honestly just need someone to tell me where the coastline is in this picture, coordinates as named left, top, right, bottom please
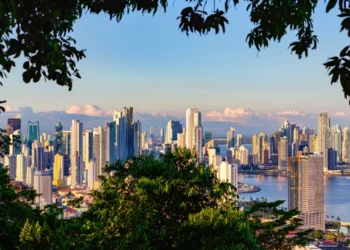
left=237, top=182, right=261, bottom=194
left=238, top=170, right=350, bottom=177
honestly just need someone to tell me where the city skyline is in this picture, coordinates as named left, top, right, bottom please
left=5, top=104, right=350, bottom=135
left=1, top=2, right=350, bottom=114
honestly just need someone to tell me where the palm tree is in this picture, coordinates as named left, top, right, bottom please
left=336, top=216, right=341, bottom=222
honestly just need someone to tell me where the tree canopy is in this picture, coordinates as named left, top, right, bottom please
left=0, top=0, right=350, bottom=106
left=1, top=149, right=313, bottom=249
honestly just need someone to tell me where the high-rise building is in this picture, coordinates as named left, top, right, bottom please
left=16, top=153, right=28, bottom=184
left=34, top=170, right=52, bottom=208
left=4, top=155, right=16, bottom=179
left=9, top=130, right=21, bottom=155
left=236, top=145, right=248, bottom=165
left=86, top=160, right=96, bottom=190
left=302, top=127, right=311, bottom=142
left=26, top=166, right=35, bottom=187
left=93, top=127, right=107, bottom=177
left=227, top=127, right=235, bottom=148
left=288, top=154, right=324, bottom=230
left=236, top=134, right=243, bottom=147
left=27, top=121, right=40, bottom=153
left=54, top=118, right=63, bottom=154
left=330, top=125, right=342, bottom=161
left=160, top=128, right=165, bottom=144
left=7, top=118, right=21, bottom=131
left=186, top=108, right=203, bottom=162
left=53, top=154, right=64, bottom=186
left=252, top=134, right=259, bottom=163
left=204, top=132, right=212, bottom=144
left=309, top=134, right=318, bottom=153
left=278, top=136, right=288, bottom=170
left=83, top=130, right=93, bottom=164
left=342, top=126, right=350, bottom=162
left=258, top=132, right=267, bottom=163
left=177, top=128, right=186, bottom=148
left=328, top=148, right=337, bottom=170
left=165, top=121, right=183, bottom=143
left=70, top=120, right=83, bottom=158
left=31, top=141, right=44, bottom=171
left=114, top=108, right=134, bottom=160
left=318, top=112, right=330, bottom=172
left=106, top=122, right=116, bottom=163
left=133, top=121, right=142, bottom=156
left=150, top=127, right=155, bottom=141
left=62, top=131, right=71, bottom=155
left=217, top=162, right=238, bottom=189
left=70, top=154, right=82, bottom=187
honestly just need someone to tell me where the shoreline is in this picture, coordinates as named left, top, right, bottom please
left=237, top=183, right=261, bottom=194
left=238, top=171, right=350, bottom=177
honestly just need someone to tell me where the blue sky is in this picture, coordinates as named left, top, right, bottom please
left=2, top=1, right=350, bottom=116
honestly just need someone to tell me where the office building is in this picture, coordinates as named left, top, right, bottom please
left=150, top=127, right=155, bottom=141
left=227, top=127, right=235, bottom=148
left=309, top=134, right=318, bottom=153
left=62, top=131, right=71, bottom=155
left=70, top=120, right=83, bottom=158
left=53, top=154, right=64, bottom=186
left=27, top=121, right=40, bottom=153
left=204, top=132, right=212, bottom=144
left=7, top=118, right=21, bottom=131
left=86, top=160, right=96, bottom=190
left=34, top=170, right=52, bottom=208
left=83, top=130, right=93, bottom=164
left=4, top=155, right=16, bottom=179
left=16, top=153, right=28, bottom=183
left=342, top=126, right=350, bottom=162
left=258, top=132, right=267, bottom=163
left=278, top=136, right=288, bottom=170
left=186, top=108, right=203, bottom=162
left=318, top=112, right=329, bottom=172
left=288, top=154, right=324, bottom=230
left=165, top=121, right=183, bottom=143
left=31, top=141, right=44, bottom=171
left=217, top=162, right=238, bottom=189
left=236, top=134, right=243, bottom=147
left=55, top=119, right=63, bottom=154
left=330, top=125, right=342, bottom=161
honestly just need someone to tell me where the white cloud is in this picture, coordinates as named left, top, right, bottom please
left=66, top=105, right=110, bottom=116
left=4, top=105, right=33, bottom=113
left=277, top=110, right=308, bottom=116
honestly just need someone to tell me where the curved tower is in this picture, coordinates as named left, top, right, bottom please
left=55, top=118, right=63, bottom=154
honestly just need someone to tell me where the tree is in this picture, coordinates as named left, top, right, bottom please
left=16, top=149, right=313, bottom=249
left=0, top=167, right=40, bottom=249
left=314, top=230, right=324, bottom=240
left=1, top=0, right=350, bottom=105
left=337, top=216, right=341, bottom=222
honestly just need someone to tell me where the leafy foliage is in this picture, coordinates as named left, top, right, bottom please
left=0, top=0, right=350, bottom=102
left=2, top=150, right=314, bottom=249
left=0, top=167, right=39, bottom=249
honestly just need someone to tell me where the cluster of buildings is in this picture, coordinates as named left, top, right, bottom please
left=2, top=110, right=347, bottom=231
left=1, top=108, right=238, bottom=209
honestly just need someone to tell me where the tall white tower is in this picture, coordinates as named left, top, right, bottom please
left=317, top=112, right=329, bottom=172
left=70, top=120, right=83, bottom=158
left=186, top=108, right=203, bottom=162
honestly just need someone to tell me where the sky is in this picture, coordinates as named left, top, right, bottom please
left=2, top=1, right=350, bottom=117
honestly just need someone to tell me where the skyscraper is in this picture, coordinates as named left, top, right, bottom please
left=70, top=120, right=83, bottom=158
left=278, top=136, right=288, bottom=170
left=186, top=108, right=203, bottom=162
left=236, top=134, right=243, bottom=147
left=16, top=153, right=28, bottom=184
left=288, top=154, right=324, bottom=230
left=55, top=118, right=63, bottom=154
left=342, top=126, right=350, bottom=162
left=114, top=107, right=134, bottom=160
left=165, top=121, right=183, bottom=143
left=258, top=132, right=267, bottom=163
left=34, top=170, right=52, bottom=208
left=160, top=128, right=165, bottom=144
left=309, top=134, right=318, bottom=153
left=252, top=134, right=259, bottom=164
left=53, top=154, right=64, bottom=186
left=150, top=127, right=155, bottom=141
left=27, top=121, right=40, bottom=153
left=7, top=118, right=21, bottom=131
left=32, top=141, right=44, bottom=171
left=330, top=125, right=342, bottom=161
left=62, top=131, right=71, bottom=155
left=318, top=112, right=329, bottom=172
left=83, top=130, right=93, bottom=164
left=4, top=155, right=16, bottom=179
left=133, top=121, right=142, bottom=156
left=227, top=127, right=235, bottom=148
left=217, top=162, right=238, bottom=189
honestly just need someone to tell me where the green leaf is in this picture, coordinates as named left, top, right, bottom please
left=326, top=0, right=337, bottom=13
